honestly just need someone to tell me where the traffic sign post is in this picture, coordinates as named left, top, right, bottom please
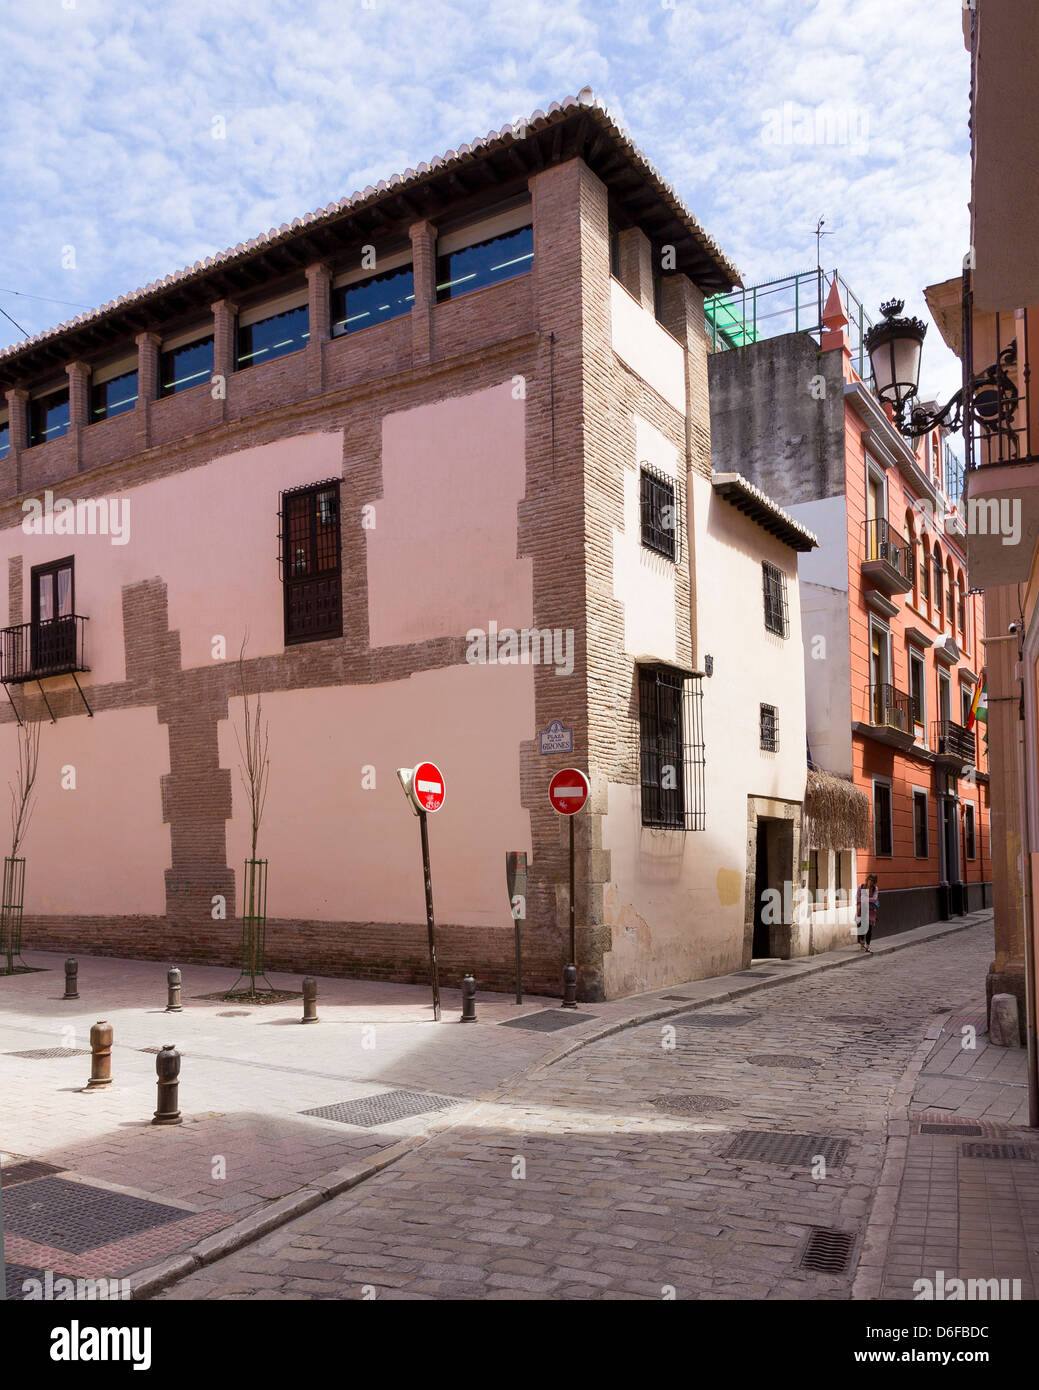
left=505, top=851, right=528, bottom=1004
left=548, top=769, right=589, bottom=1009
left=397, top=762, right=446, bottom=1021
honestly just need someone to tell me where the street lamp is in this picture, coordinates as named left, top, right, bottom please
left=865, top=298, right=1019, bottom=447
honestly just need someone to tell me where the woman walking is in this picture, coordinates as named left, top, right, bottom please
left=857, top=873, right=878, bottom=953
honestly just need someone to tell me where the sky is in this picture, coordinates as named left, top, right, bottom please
left=0, top=0, right=971, bottom=402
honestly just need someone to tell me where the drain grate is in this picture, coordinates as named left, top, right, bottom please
left=725, top=1130, right=849, bottom=1169
left=2, top=1177, right=190, bottom=1254
left=745, top=1053, right=818, bottom=1069
left=217, top=1011, right=250, bottom=1018
left=302, top=1089, right=463, bottom=1128
left=920, top=1123, right=984, bottom=1136
left=650, top=1094, right=739, bottom=1115
left=961, top=1143, right=1036, bottom=1161
left=670, top=1011, right=761, bottom=1029
left=6, top=1048, right=90, bottom=1059
left=800, top=1228, right=855, bottom=1274
left=733, top=970, right=780, bottom=978
left=660, top=995, right=694, bottom=1002
left=500, top=1010, right=596, bottom=1032
left=2, top=1160, right=63, bottom=1187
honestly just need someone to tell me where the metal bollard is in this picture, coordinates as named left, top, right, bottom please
left=165, top=966, right=183, bottom=1013
left=86, top=1020, right=113, bottom=1088
left=152, top=1045, right=182, bottom=1125
left=301, top=977, right=319, bottom=1024
left=63, top=958, right=79, bottom=1000
left=460, top=973, right=477, bottom=1023
left=561, top=963, right=578, bottom=1009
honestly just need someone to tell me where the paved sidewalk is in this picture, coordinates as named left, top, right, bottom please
left=0, top=908, right=1009, bottom=1300
left=855, top=1004, right=1039, bottom=1300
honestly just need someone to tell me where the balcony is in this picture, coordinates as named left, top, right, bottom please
left=0, top=617, right=91, bottom=721
left=855, top=682, right=916, bottom=751
left=932, top=718, right=976, bottom=768
left=862, top=518, right=914, bottom=596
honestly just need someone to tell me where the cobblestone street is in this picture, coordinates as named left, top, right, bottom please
left=147, top=916, right=1037, bottom=1301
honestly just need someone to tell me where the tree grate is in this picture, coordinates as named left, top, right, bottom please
left=500, top=1009, right=596, bottom=1032
left=670, top=1011, right=761, bottom=1029
left=744, top=1054, right=819, bottom=1069
left=302, top=1089, right=463, bottom=1128
left=725, top=1130, right=849, bottom=1169
left=800, top=1228, right=855, bottom=1273
left=920, top=1123, right=984, bottom=1136
left=650, top=1094, right=739, bottom=1115
left=960, top=1143, right=1036, bottom=1161
left=6, top=1048, right=90, bottom=1059
left=2, top=1160, right=63, bottom=1187
left=2, top=1177, right=190, bottom=1254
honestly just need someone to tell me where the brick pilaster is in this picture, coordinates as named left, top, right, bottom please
left=211, top=299, right=237, bottom=420
left=305, top=262, right=331, bottom=395
left=135, top=332, right=161, bottom=450
left=409, top=220, right=437, bottom=365
left=618, top=227, right=654, bottom=311
left=5, top=388, right=28, bottom=495
left=66, top=360, right=89, bottom=471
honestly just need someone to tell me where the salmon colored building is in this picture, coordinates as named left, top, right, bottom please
left=709, top=270, right=991, bottom=935
left=0, top=93, right=818, bottom=999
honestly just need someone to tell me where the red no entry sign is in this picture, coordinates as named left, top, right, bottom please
left=548, top=768, right=589, bottom=815
left=411, top=761, right=446, bottom=813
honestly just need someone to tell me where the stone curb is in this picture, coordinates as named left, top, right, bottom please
left=127, top=911, right=991, bottom=1298
left=523, top=912, right=991, bottom=1079
left=849, top=1012, right=950, bottom=1302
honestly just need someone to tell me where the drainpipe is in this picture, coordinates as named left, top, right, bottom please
left=1011, top=627, right=1039, bottom=1128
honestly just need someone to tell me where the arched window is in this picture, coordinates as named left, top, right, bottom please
left=906, top=510, right=918, bottom=607
left=933, top=543, right=943, bottom=619
left=921, top=534, right=932, bottom=608
left=957, top=570, right=967, bottom=647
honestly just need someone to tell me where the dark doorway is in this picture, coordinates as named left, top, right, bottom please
left=753, top=822, right=771, bottom=956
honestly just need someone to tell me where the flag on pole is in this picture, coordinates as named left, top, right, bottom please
left=966, top=672, right=987, bottom=732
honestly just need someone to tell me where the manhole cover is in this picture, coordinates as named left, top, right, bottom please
left=824, top=1015, right=884, bottom=1026
left=744, top=1054, right=818, bottom=1069
left=500, top=1010, right=596, bottom=1032
left=961, top=1143, right=1036, bottom=1160
left=2, top=1177, right=190, bottom=1254
left=670, top=1011, right=761, bottom=1028
left=800, top=1228, right=855, bottom=1273
left=5, top=1048, right=90, bottom=1059
left=920, top=1123, right=984, bottom=1136
left=1, top=1160, right=63, bottom=1187
left=302, top=1089, right=463, bottom=1127
left=725, top=1130, right=849, bottom=1169
left=650, top=1094, right=739, bottom=1115
left=5, top=1262, right=66, bottom=1301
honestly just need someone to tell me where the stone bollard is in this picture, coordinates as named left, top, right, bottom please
left=990, top=993, right=1022, bottom=1048
left=86, top=1020, right=113, bottom=1089
left=165, top=966, right=183, bottom=1013
left=301, top=977, right=319, bottom=1024
left=152, top=1045, right=182, bottom=1125
left=561, top=963, right=578, bottom=1009
left=63, top=958, right=79, bottom=1000
left=460, top=973, right=477, bottom=1023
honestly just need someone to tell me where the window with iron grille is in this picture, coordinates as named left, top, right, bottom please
left=964, top=803, right=977, bottom=859
left=759, top=703, right=778, bottom=752
left=874, top=780, right=893, bottom=856
left=640, top=466, right=679, bottom=561
left=638, top=666, right=705, bottom=830
left=762, top=562, right=789, bottom=637
left=913, top=789, right=929, bottom=858
left=280, top=480, right=342, bottom=645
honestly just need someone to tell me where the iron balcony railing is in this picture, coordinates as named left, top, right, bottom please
left=0, top=616, right=89, bottom=684
left=932, top=718, right=976, bottom=765
left=962, top=275, right=1033, bottom=472
left=863, top=518, right=915, bottom=585
left=866, top=682, right=915, bottom=734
